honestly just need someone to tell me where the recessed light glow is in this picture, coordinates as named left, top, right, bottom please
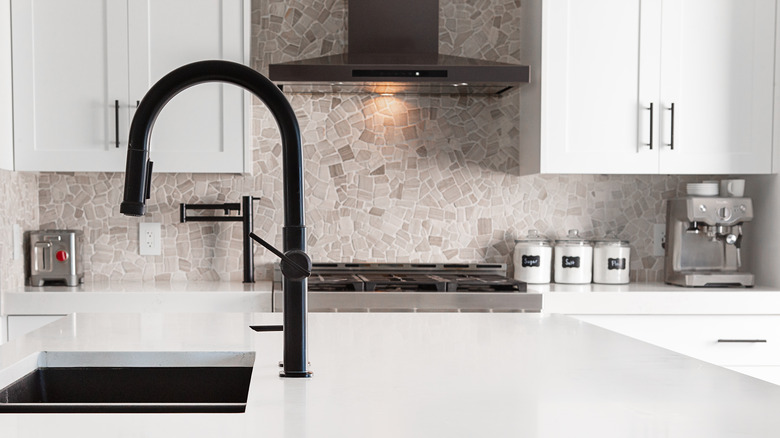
left=380, top=93, right=394, bottom=96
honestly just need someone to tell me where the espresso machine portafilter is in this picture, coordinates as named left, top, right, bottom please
left=664, top=197, right=754, bottom=287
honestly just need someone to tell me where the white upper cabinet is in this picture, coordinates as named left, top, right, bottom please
left=519, top=0, right=776, bottom=175
left=657, top=0, right=776, bottom=174
left=0, top=0, right=13, bottom=170
left=11, top=0, right=249, bottom=173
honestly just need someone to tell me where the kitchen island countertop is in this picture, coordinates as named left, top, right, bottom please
left=0, top=312, right=778, bottom=437
left=6, top=281, right=780, bottom=316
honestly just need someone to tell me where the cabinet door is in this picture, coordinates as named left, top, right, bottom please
left=540, top=0, right=660, bottom=174
left=658, top=0, right=775, bottom=174
left=128, top=0, right=248, bottom=173
left=1, top=0, right=13, bottom=170
left=574, top=315, right=780, bottom=367
left=6, top=315, right=65, bottom=342
left=12, top=0, right=130, bottom=171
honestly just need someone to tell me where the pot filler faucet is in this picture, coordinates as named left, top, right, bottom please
left=119, top=60, right=312, bottom=378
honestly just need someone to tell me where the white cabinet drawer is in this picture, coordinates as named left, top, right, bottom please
left=7, top=315, right=66, bottom=342
left=726, top=366, right=780, bottom=385
left=573, top=315, right=780, bottom=366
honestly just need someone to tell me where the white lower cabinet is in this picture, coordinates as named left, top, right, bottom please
left=6, top=315, right=66, bottom=342
left=725, top=366, right=780, bottom=385
left=573, top=315, right=780, bottom=384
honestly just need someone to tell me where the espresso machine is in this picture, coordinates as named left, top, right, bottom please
left=664, top=197, right=754, bottom=287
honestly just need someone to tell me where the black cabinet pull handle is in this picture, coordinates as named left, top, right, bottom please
left=114, top=100, right=120, bottom=148
left=666, top=103, right=675, bottom=150
left=717, top=339, right=767, bottom=343
left=646, top=103, right=653, bottom=150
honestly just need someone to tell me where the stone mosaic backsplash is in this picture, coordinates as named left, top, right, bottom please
left=36, top=169, right=700, bottom=284
left=0, top=169, right=39, bottom=291
left=18, top=0, right=704, bottom=285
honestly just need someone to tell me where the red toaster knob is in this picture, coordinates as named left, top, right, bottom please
left=56, top=250, right=69, bottom=262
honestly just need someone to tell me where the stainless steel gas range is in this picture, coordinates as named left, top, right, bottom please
left=272, top=263, right=542, bottom=313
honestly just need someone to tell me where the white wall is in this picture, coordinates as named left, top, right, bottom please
left=0, top=0, right=13, bottom=170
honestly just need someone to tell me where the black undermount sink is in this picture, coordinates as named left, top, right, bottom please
left=0, top=351, right=255, bottom=413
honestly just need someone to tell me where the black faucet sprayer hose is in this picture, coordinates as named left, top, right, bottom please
left=119, top=60, right=311, bottom=378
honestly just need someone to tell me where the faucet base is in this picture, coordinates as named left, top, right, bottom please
left=279, top=371, right=313, bottom=378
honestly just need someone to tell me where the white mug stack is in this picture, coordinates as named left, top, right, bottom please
left=719, top=179, right=745, bottom=197
left=686, top=179, right=745, bottom=197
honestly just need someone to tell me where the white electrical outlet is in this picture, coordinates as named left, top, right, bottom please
left=652, top=224, right=666, bottom=257
left=139, top=222, right=161, bottom=256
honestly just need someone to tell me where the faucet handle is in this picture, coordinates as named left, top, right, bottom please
left=248, top=232, right=311, bottom=280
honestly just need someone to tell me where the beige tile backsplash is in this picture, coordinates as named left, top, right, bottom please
left=0, top=169, right=39, bottom=291
left=3, top=0, right=704, bottom=286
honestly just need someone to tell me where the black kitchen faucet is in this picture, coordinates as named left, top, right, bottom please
left=179, top=195, right=258, bottom=284
left=119, top=60, right=312, bottom=378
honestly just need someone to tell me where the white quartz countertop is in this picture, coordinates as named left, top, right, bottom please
left=0, top=312, right=779, bottom=437
left=6, top=281, right=780, bottom=315
left=2, top=281, right=274, bottom=314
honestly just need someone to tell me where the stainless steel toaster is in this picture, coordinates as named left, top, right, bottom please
left=28, top=230, right=84, bottom=287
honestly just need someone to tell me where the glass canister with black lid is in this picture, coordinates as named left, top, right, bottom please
left=592, top=232, right=631, bottom=284
left=553, top=229, right=593, bottom=284
left=513, top=230, right=552, bottom=284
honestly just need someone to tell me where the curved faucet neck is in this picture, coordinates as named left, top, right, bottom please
left=121, top=60, right=304, bottom=228
left=120, top=60, right=310, bottom=378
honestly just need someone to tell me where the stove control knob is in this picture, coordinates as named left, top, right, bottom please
left=56, top=250, right=68, bottom=262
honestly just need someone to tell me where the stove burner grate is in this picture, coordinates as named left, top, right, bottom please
left=305, top=269, right=526, bottom=293
left=360, top=273, right=448, bottom=292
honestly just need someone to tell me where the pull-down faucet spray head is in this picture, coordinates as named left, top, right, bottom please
left=119, top=60, right=311, bottom=377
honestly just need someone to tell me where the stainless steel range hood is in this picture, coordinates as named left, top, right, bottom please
left=268, top=0, right=529, bottom=96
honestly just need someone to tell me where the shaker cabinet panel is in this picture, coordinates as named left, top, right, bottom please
left=127, top=0, right=248, bottom=173
left=0, top=0, right=14, bottom=170
left=11, top=0, right=129, bottom=171
left=520, top=0, right=776, bottom=175
left=657, top=0, right=775, bottom=174
left=11, top=0, right=249, bottom=172
left=539, top=0, right=658, bottom=174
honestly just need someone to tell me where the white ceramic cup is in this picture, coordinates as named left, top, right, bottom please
left=720, top=179, right=745, bottom=197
